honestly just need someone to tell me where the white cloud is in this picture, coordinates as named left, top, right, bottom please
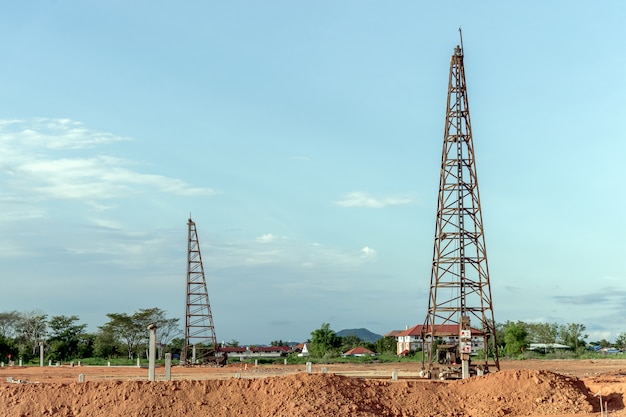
left=361, top=246, right=377, bottom=258
left=0, top=118, right=129, bottom=150
left=335, top=191, right=412, bottom=208
left=0, top=118, right=215, bottom=207
left=256, top=233, right=282, bottom=243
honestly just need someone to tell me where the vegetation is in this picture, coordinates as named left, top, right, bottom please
left=0, top=309, right=624, bottom=365
left=0, top=308, right=180, bottom=365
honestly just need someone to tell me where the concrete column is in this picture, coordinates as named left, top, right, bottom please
left=164, top=353, right=171, bottom=381
left=462, top=360, right=470, bottom=379
left=392, top=371, right=398, bottom=381
left=147, top=323, right=157, bottom=381
left=78, top=374, right=85, bottom=383
left=306, top=362, right=312, bottom=373
left=39, top=342, right=44, bottom=367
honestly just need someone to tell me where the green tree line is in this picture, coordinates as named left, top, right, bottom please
left=0, top=308, right=180, bottom=364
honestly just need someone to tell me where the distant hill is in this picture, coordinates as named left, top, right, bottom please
left=336, top=328, right=382, bottom=343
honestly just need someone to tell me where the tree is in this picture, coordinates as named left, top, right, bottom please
left=270, top=340, right=286, bottom=347
left=133, top=308, right=180, bottom=359
left=375, top=336, right=397, bottom=355
left=100, top=313, right=144, bottom=360
left=93, top=327, right=121, bottom=359
left=310, top=323, right=341, bottom=358
left=101, top=308, right=180, bottom=360
left=502, top=321, right=528, bottom=356
left=527, top=322, right=558, bottom=344
left=47, top=315, right=88, bottom=361
left=15, top=310, right=48, bottom=357
left=559, top=323, right=587, bottom=351
left=339, top=335, right=362, bottom=349
left=615, top=333, right=626, bottom=350
left=0, top=311, right=21, bottom=338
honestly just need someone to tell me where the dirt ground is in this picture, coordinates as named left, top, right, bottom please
left=1, top=358, right=625, bottom=416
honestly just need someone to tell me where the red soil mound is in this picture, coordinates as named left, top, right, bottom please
left=0, top=370, right=594, bottom=417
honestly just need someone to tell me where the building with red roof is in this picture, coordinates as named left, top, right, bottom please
left=393, top=324, right=484, bottom=356
left=342, top=346, right=376, bottom=357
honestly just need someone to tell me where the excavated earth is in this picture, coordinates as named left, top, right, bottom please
left=1, top=359, right=625, bottom=417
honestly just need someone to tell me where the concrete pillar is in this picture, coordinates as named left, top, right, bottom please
left=461, top=360, right=470, bottom=379
left=392, top=371, right=398, bottom=381
left=78, top=374, right=85, bottom=383
left=192, top=345, right=196, bottom=364
left=147, top=323, right=157, bottom=381
left=165, top=353, right=171, bottom=381
left=306, top=362, right=312, bottom=373
left=107, top=361, right=111, bottom=367
left=39, top=343, right=44, bottom=367
left=254, top=359, right=258, bottom=367
left=284, top=359, right=287, bottom=365
left=18, top=359, right=22, bottom=367
left=137, top=357, right=141, bottom=367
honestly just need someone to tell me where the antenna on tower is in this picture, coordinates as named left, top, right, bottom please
left=420, top=36, right=499, bottom=380
left=459, top=26, right=464, bottom=54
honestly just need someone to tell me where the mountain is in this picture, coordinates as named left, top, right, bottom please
left=336, top=328, right=382, bottom=343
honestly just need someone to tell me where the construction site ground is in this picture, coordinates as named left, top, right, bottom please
left=1, top=358, right=625, bottom=416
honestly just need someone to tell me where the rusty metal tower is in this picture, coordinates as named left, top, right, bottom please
left=181, top=217, right=220, bottom=365
left=421, top=32, right=499, bottom=378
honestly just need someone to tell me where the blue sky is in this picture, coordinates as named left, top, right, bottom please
left=1, top=1, right=624, bottom=345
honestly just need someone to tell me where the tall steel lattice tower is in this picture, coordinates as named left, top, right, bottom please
left=421, top=34, right=499, bottom=379
left=181, top=217, right=221, bottom=365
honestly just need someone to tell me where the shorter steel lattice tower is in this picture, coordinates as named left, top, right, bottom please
left=421, top=33, right=499, bottom=379
left=181, top=217, right=220, bottom=365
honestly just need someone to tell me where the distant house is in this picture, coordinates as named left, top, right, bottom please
left=294, top=343, right=310, bottom=357
left=219, top=345, right=290, bottom=359
left=393, top=324, right=484, bottom=356
left=527, top=343, right=571, bottom=352
left=342, top=346, right=376, bottom=357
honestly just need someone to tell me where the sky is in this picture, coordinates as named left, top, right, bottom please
left=1, top=1, right=625, bottom=345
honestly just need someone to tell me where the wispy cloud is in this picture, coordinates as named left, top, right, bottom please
left=0, top=118, right=215, bottom=209
left=0, top=118, right=129, bottom=150
left=335, top=191, right=412, bottom=208
left=553, top=289, right=626, bottom=306
left=208, top=234, right=376, bottom=270
left=255, top=233, right=286, bottom=243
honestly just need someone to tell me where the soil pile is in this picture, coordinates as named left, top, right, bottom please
left=0, top=369, right=594, bottom=417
